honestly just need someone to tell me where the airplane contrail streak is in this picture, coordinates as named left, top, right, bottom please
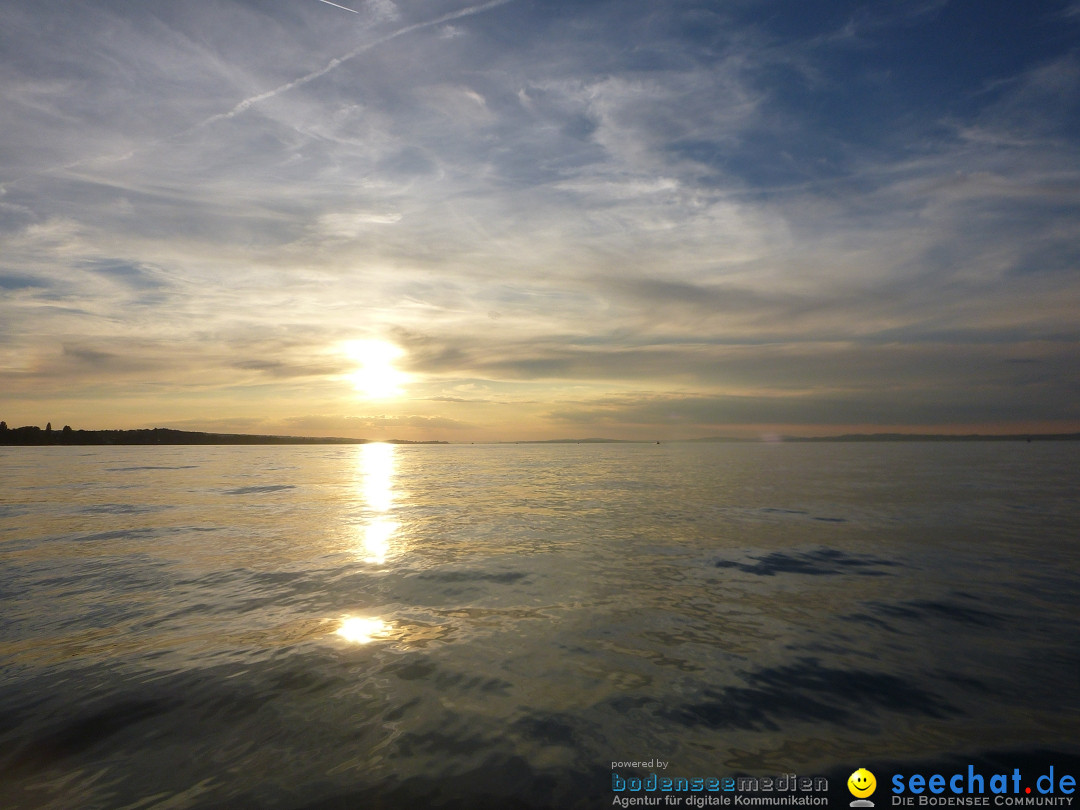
left=188, top=0, right=514, bottom=132
left=5, top=0, right=516, bottom=186
left=315, top=0, right=359, bottom=13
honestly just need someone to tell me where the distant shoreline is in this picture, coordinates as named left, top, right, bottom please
left=513, top=433, right=1080, bottom=444
left=0, top=427, right=446, bottom=446
left=1, top=425, right=1076, bottom=446
left=683, top=432, right=1080, bottom=443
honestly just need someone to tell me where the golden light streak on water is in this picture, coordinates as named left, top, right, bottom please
left=335, top=616, right=392, bottom=644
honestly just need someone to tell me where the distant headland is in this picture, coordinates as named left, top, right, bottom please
left=0, top=423, right=446, bottom=446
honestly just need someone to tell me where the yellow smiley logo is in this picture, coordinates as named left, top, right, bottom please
left=848, top=768, right=877, bottom=798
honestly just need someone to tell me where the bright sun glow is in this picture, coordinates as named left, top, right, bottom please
left=343, top=339, right=410, bottom=399
left=336, top=616, right=391, bottom=644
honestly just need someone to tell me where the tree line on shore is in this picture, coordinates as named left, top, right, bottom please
left=0, top=423, right=445, bottom=445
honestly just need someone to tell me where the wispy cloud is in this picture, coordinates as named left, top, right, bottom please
left=187, top=0, right=515, bottom=133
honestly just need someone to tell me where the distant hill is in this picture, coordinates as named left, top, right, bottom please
left=0, top=425, right=446, bottom=446
left=778, top=433, right=1080, bottom=442
left=506, top=438, right=638, bottom=444
left=686, top=433, right=1080, bottom=442
left=538, top=434, right=1080, bottom=443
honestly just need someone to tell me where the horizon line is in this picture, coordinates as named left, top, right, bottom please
left=2, top=424, right=1079, bottom=445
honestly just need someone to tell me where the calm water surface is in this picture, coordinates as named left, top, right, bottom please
left=1, top=443, right=1078, bottom=808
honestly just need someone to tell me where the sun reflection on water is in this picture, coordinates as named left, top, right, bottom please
left=361, top=442, right=395, bottom=513
left=333, top=444, right=402, bottom=644
left=362, top=516, right=399, bottom=565
left=354, top=442, right=399, bottom=564
left=336, top=616, right=391, bottom=644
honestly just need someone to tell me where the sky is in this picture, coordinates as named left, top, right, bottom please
left=1, top=0, right=1079, bottom=441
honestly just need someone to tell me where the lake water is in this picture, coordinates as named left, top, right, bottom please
left=1, top=442, right=1078, bottom=809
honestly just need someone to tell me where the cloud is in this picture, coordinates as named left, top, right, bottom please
left=425, top=396, right=493, bottom=404
left=820, top=0, right=949, bottom=46
left=184, top=0, right=515, bottom=134
left=958, top=54, right=1080, bottom=148
left=1, top=0, right=1078, bottom=436
left=317, top=210, right=403, bottom=237
left=80, top=259, right=169, bottom=291
left=231, top=359, right=344, bottom=379
left=547, top=383, right=1080, bottom=430
left=1059, top=1, right=1080, bottom=20
left=283, top=413, right=472, bottom=433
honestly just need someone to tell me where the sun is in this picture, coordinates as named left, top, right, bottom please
left=343, top=340, right=410, bottom=399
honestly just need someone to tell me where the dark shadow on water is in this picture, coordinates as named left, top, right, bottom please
left=511, top=711, right=581, bottom=747
left=844, top=594, right=1006, bottom=632
left=71, top=528, right=161, bottom=543
left=416, top=570, right=529, bottom=584
left=875, top=598, right=1004, bottom=626
left=377, top=656, right=514, bottom=695
left=715, top=546, right=899, bottom=577
left=106, top=465, right=199, bottom=472
left=77, top=502, right=167, bottom=514
left=654, top=657, right=956, bottom=731
left=222, top=485, right=296, bottom=495
left=0, top=698, right=179, bottom=777
left=2, top=657, right=1075, bottom=810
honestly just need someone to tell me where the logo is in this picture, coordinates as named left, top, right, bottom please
left=849, top=768, right=878, bottom=807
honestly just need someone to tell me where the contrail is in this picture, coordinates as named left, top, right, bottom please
left=5, top=0, right=515, bottom=187
left=314, top=0, right=359, bottom=13
left=187, top=0, right=514, bottom=132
